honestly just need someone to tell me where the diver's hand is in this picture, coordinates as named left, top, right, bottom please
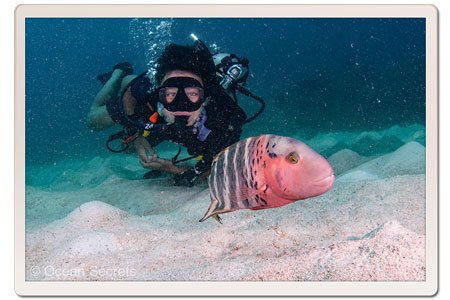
left=139, top=155, right=163, bottom=170
left=173, top=167, right=201, bottom=187
left=140, top=156, right=186, bottom=174
left=134, top=135, right=157, bottom=163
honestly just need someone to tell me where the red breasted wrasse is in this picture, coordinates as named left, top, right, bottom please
left=200, top=134, right=335, bottom=222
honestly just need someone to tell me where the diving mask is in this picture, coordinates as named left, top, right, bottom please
left=158, top=77, right=205, bottom=112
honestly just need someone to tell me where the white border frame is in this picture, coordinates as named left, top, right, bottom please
left=15, top=4, right=438, bottom=296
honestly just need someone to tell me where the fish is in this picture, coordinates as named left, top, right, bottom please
left=200, top=134, right=335, bottom=223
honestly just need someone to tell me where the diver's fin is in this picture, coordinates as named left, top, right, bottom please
left=199, top=198, right=219, bottom=222
left=97, top=62, right=134, bottom=85
left=113, top=62, right=134, bottom=76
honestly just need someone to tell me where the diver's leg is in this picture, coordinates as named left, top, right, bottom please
left=87, top=69, right=124, bottom=130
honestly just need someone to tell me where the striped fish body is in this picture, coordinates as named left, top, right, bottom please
left=200, top=134, right=335, bottom=222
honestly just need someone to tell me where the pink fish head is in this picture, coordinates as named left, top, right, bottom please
left=264, top=135, right=335, bottom=200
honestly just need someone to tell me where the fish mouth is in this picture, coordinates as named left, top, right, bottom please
left=314, top=172, right=335, bottom=189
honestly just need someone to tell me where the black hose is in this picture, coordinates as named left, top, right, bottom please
left=235, top=84, right=266, bottom=124
left=106, top=130, right=130, bottom=153
left=171, top=146, right=182, bottom=164
left=173, top=155, right=197, bottom=165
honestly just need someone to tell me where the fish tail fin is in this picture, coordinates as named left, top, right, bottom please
left=199, top=198, right=219, bottom=222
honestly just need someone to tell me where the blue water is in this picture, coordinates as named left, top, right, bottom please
left=25, top=18, right=425, bottom=168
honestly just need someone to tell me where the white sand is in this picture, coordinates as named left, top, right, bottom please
left=25, top=136, right=426, bottom=281
left=327, top=149, right=370, bottom=176
left=337, top=141, right=425, bottom=182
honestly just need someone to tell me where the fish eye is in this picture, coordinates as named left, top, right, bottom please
left=287, top=152, right=299, bottom=164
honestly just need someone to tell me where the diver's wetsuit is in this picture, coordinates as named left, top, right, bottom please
left=105, top=76, right=156, bottom=122
left=161, top=84, right=247, bottom=172
left=105, top=76, right=166, bottom=146
left=112, top=76, right=247, bottom=173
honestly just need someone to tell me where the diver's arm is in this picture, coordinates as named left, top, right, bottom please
left=140, top=156, right=187, bottom=174
left=121, top=88, right=159, bottom=169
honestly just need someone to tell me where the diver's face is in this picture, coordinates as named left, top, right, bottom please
left=159, top=70, right=205, bottom=114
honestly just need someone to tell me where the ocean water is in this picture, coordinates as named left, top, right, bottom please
left=25, top=18, right=425, bottom=226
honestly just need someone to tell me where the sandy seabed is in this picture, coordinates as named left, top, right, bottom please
left=25, top=126, right=426, bottom=281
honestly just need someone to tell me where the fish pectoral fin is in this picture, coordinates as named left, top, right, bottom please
left=234, top=184, right=268, bottom=203
left=261, top=184, right=269, bottom=194
left=234, top=187, right=260, bottom=203
left=213, top=214, right=223, bottom=224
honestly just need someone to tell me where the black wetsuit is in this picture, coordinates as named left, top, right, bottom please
left=110, top=75, right=247, bottom=173
left=105, top=76, right=156, bottom=126
left=162, top=83, right=247, bottom=172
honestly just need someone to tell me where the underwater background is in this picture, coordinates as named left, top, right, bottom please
left=24, top=17, right=426, bottom=220
left=25, top=18, right=425, bottom=166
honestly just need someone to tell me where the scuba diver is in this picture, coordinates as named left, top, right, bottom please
left=89, top=34, right=266, bottom=187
